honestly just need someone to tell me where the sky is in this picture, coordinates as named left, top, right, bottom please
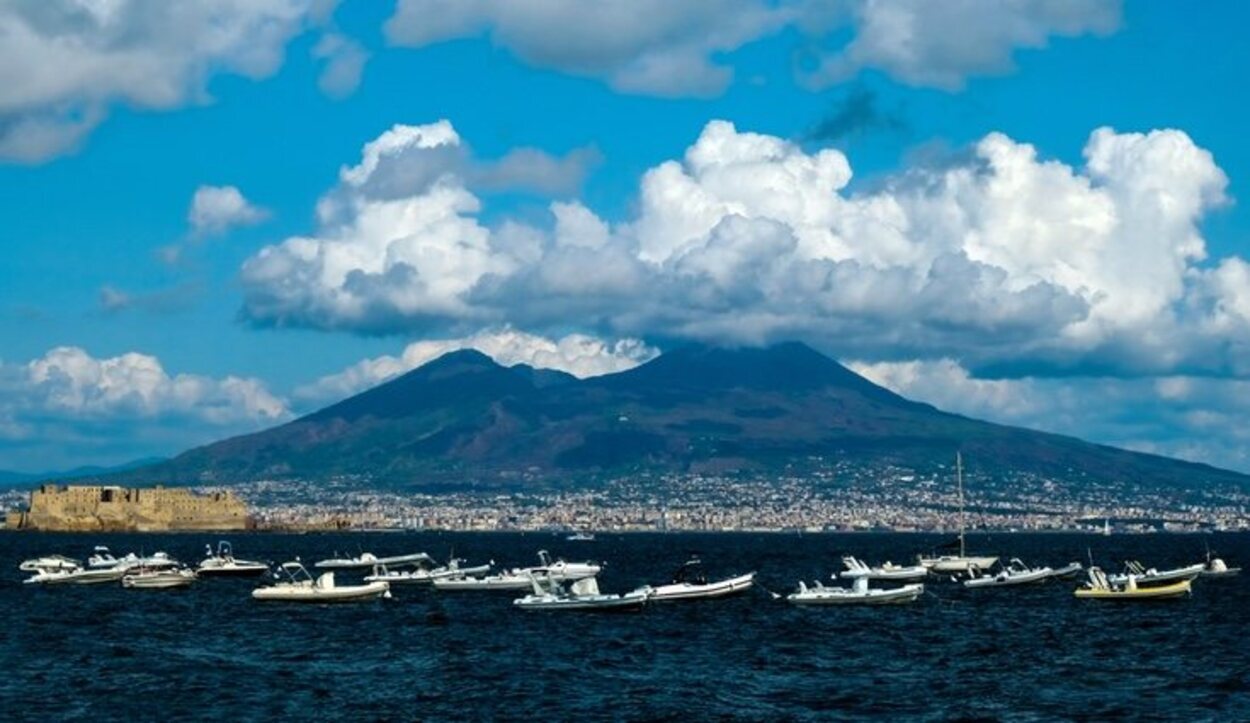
left=3, top=0, right=1250, bottom=474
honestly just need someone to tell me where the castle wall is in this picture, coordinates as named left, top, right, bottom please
left=15, top=484, right=250, bottom=532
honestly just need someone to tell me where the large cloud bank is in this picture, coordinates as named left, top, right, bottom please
left=242, top=118, right=1244, bottom=379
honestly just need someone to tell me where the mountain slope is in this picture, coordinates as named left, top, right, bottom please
left=105, top=343, right=1248, bottom=491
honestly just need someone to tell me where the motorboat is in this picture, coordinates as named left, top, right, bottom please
left=964, top=558, right=1053, bottom=588
left=1202, top=549, right=1241, bottom=578
left=123, top=566, right=197, bottom=589
left=1106, top=561, right=1204, bottom=587
left=19, top=554, right=81, bottom=572
left=313, top=551, right=434, bottom=569
left=88, top=546, right=139, bottom=570
left=432, top=570, right=537, bottom=591
left=1075, top=567, right=1191, bottom=600
left=252, top=562, right=390, bottom=603
left=566, top=532, right=596, bottom=542
left=525, top=549, right=601, bottom=581
left=839, top=556, right=928, bottom=581
left=787, top=576, right=924, bottom=606
left=513, top=575, right=650, bottom=612
left=364, top=557, right=491, bottom=585
left=197, top=541, right=268, bottom=577
left=917, top=454, right=999, bottom=574
left=1049, top=562, right=1085, bottom=580
left=24, top=566, right=128, bottom=585
left=639, top=558, right=756, bottom=602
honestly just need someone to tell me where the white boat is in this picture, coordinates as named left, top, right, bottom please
left=1049, top=562, right=1085, bottom=580
left=197, top=541, right=268, bottom=577
left=514, top=575, right=650, bottom=612
left=313, top=551, right=434, bottom=569
left=918, top=453, right=999, bottom=573
left=19, top=554, right=81, bottom=572
left=640, top=558, right=756, bottom=602
left=787, top=577, right=924, bottom=606
left=1107, top=561, right=1204, bottom=587
left=964, top=558, right=1053, bottom=588
left=364, top=557, right=492, bottom=585
left=123, top=567, right=197, bottom=589
left=88, top=546, right=139, bottom=570
left=432, top=572, right=536, bottom=591
left=24, top=566, right=128, bottom=585
left=526, top=549, right=601, bottom=581
left=839, top=556, right=928, bottom=581
left=1202, top=549, right=1241, bottom=578
left=252, top=562, right=391, bottom=603
left=566, top=532, right=596, bottom=542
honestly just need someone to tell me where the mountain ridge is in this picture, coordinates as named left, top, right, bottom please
left=96, top=342, right=1248, bottom=492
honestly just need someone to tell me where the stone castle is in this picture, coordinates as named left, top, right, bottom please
left=5, top=484, right=250, bottom=532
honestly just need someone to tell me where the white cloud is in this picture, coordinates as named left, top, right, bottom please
left=295, top=329, right=658, bottom=402
left=188, top=185, right=268, bottom=235
left=851, top=358, right=1250, bottom=474
left=312, top=32, right=369, bottom=99
left=800, top=0, right=1122, bottom=90
left=20, top=347, right=287, bottom=423
left=384, top=0, right=1121, bottom=97
left=0, top=0, right=322, bottom=163
left=241, top=118, right=1247, bottom=379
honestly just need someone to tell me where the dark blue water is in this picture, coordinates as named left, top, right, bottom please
left=2, top=532, right=1247, bottom=721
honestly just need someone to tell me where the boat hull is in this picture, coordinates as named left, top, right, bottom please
left=789, top=583, right=924, bottom=606
left=1075, top=580, right=1191, bottom=600
left=646, top=573, right=756, bottom=602
left=964, top=568, right=1053, bottom=588
left=513, top=592, right=649, bottom=612
left=920, top=556, right=1000, bottom=573
left=123, top=572, right=196, bottom=589
left=252, top=581, right=390, bottom=603
left=1107, top=564, right=1204, bottom=587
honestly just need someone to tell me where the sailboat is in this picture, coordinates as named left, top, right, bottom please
left=918, top=453, right=999, bottom=573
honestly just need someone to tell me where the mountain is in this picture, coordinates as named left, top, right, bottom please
left=0, top=457, right=169, bottom=487
left=104, top=343, right=1247, bottom=491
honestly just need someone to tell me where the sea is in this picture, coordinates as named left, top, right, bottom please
left=2, top=531, right=1247, bottom=721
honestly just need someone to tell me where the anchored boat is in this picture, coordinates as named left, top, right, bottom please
left=364, top=557, right=492, bottom=585
left=839, top=556, right=928, bottom=582
left=19, top=555, right=81, bottom=573
left=964, top=558, right=1053, bottom=588
left=638, top=558, right=755, bottom=602
left=787, top=576, right=924, bottom=606
left=123, top=566, right=197, bottom=589
left=1106, top=561, right=1204, bottom=587
left=253, top=562, right=390, bottom=603
left=1202, top=549, right=1241, bottom=578
left=918, top=453, right=999, bottom=574
left=197, top=541, right=268, bottom=578
left=514, top=575, right=650, bottom=612
left=1075, top=567, right=1191, bottom=600
left=314, top=551, right=434, bottom=570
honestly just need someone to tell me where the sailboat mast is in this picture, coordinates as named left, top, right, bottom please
left=957, top=452, right=965, bottom=558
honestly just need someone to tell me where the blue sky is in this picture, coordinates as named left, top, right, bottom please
left=3, top=0, right=1250, bottom=473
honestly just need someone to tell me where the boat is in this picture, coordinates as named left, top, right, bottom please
left=87, top=546, right=139, bottom=570
left=786, top=576, right=924, bottom=606
left=839, top=556, right=928, bottom=581
left=1048, top=561, right=1085, bottom=580
left=1106, top=561, right=1204, bottom=587
left=122, top=566, right=197, bottom=589
left=1202, top=548, right=1241, bottom=578
left=566, top=532, right=596, bottom=542
left=252, top=562, right=391, bottom=603
left=1075, top=567, right=1191, bottom=600
left=24, top=566, right=128, bottom=585
left=963, top=558, right=1052, bottom=588
left=436, top=550, right=601, bottom=591
left=19, top=554, right=81, bottom=572
left=432, top=572, right=537, bottom=591
left=513, top=575, right=650, bottom=612
left=364, top=557, right=491, bottom=585
left=917, top=454, right=999, bottom=573
left=313, top=551, right=434, bottom=569
left=639, top=557, right=756, bottom=602
left=197, top=541, right=268, bottom=577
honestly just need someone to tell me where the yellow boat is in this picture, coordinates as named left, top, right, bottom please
left=1074, top=567, right=1191, bottom=600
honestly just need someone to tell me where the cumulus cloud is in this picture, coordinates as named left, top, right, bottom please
left=188, top=185, right=269, bottom=235
left=0, top=346, right=289, bottom=471
left=799, top=0, right=1123, bottom=90
left=295, top=328, right=658, bottom=402
left=384, top=0, right=1121, bottom=97
left=0, top=0, right=321, bottom=163
left=241, top=118, right=1246, bottom=380
left=851, top=358, right=1250, bottom=474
